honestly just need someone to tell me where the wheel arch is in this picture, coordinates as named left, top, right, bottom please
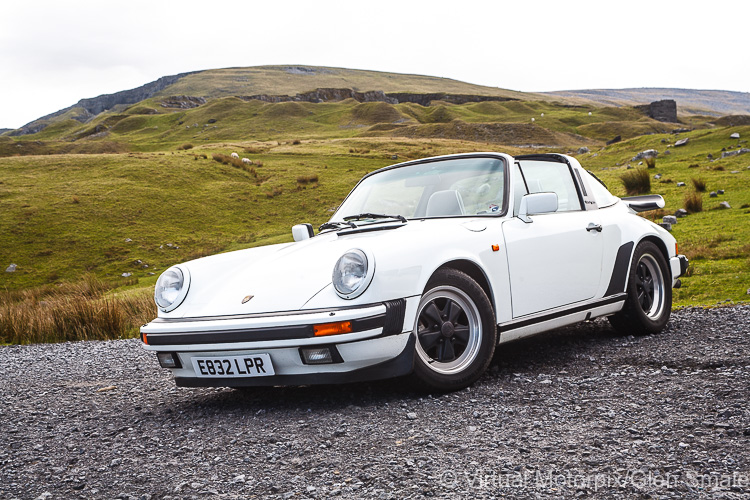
left=637, top=235, right=672, bottom=278
left=432, top=259, right=496, bottom=323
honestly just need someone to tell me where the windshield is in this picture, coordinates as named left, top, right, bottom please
left=331, top=156, right=507, bottom=221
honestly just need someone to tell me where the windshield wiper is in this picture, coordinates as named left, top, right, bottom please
left=318, top=221, right=357, bottom=232
left=343, top=213, right=407, bottom=223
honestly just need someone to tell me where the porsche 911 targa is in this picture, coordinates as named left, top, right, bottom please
left=141, top=153, right=688, bottom=391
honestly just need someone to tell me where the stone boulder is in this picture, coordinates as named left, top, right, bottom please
left=632, top=149, right=658, bottom=161
left=635, top=100, right=678, bottom=123
left=606, top=135, right=622, bottom=145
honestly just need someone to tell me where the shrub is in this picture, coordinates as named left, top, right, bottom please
left=644, top=156, right=656, bottom=168
left=688, top=163, right=700, bottom=168
left=72, top=195, right=80, bottom=204
left=691, top=178, right=707, bottom=192
left=296, top=174, right=319, bottom=184
left=292, top=139, right=301, bottom=145
left=620, top=168, right=650, bottom=195
left=266, top=186, right=284, bottom=198
left=711, top=165, right=725, bottom=171
left=177, top=143, right=193, bottom=150
left=684, top=192, right=703, bottom=213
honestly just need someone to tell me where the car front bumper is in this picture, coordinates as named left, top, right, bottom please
left=140, top=298, right=419, bottom=387
left=669, top=254, right=689, bottom=287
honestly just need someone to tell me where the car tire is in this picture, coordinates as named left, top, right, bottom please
left=608, top=240, right=672, bottom=335
left=411, top=268, right=496, bottom=392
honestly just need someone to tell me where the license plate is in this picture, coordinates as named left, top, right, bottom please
left=191, top=354, right=275, bottom=378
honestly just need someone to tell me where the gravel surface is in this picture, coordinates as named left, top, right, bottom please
left=1, top=306, right=749, bottom=500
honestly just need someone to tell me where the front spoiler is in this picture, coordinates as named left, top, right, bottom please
left=173, top=334, right=416, bottom=387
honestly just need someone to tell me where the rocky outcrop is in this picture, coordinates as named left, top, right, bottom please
left=386, top=93, right=515, bottom=106
left=239, top=88, right=515, bottom=106
left=160, top=95, right=206, bottom=109
left=10, top=71, right=198, bottom=136
left=239, top=88, right=397, bottom=104
left=635, top=99, right=678, bottom=123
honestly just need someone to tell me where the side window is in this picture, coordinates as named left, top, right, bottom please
left=517, top=161, right=582, bottom=212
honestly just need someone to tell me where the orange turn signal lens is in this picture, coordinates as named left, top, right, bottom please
left=491, top=244, right=500, bottom=252
left=313, top=321, right=352, bottom=337
left=675, top=243, right=679, bottom=255
left=142, top=333, right=149, bottom=345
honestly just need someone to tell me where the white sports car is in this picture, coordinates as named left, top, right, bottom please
left=141, top=153, right=688, bottom=391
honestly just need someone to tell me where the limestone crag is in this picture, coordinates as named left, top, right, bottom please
left=239, top=89, right=516, bottom=106
left=10, top=71, right=198, bottom=136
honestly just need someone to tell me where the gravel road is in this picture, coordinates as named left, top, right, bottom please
left=1, top=306, right=749, bottom=500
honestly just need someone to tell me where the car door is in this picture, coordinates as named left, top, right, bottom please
left=502, top=157, right=603, bottom=318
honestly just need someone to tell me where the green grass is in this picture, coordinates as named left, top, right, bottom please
left=579, top=125, right=750, bottom=306
left=2, top=126, right=747, bottom=308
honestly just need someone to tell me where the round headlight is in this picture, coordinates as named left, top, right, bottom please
left=154, top=266, right=190, bottom=312
left=332, top=249, right=374, bottom=299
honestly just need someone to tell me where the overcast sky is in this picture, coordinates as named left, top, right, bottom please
left=1, top=0, right=748, bottom=129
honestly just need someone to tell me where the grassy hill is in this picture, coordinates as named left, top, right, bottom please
left=158, top=65, right=535, bottom=100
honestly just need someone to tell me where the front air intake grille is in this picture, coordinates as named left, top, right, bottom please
left=383, top=299, right=406, bottom=336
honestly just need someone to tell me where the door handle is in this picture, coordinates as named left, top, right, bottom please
left=586, top=223, right=602, bottom=232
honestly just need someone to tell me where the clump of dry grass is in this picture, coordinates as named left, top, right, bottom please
left=265, top=186, right=284, bottom=198
left=296, top=174, right=319, bottom=184
left=0, top=275, right=154, bottom=344
left=644, top=156, right=656, bottom=169
left=638, top=208, right=668, bottom=221
left=691, top=178, right=707, bottom=192
left=684, top=192, right=703, bottom=213
left=177, top=143, right=193, bottom=150
left=620, top=168, right=650, bottom=195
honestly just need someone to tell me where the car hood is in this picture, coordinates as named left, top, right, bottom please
left=160, top=219, right=490, bottom=319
